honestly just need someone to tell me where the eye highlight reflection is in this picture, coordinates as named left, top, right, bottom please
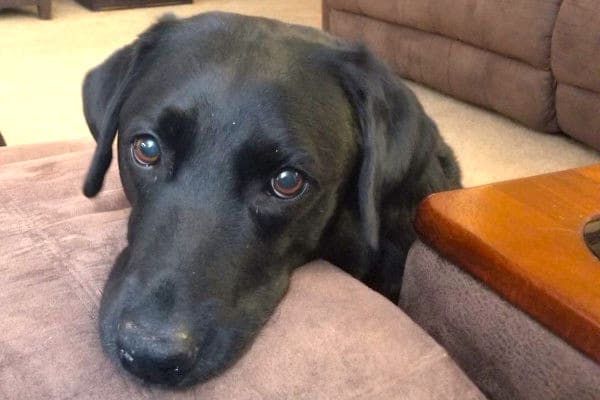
left=270, top=169, right=306, bottom=199
left=132, top=135, right=161, bottom=166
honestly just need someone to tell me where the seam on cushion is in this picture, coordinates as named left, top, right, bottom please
left=0, top=156, right=125, bottom=318
left=0, top=191, right=128, bottom=241
left=16, top=209, right=154, bottom=399
left=347, top=349, right=470, bottom=399
left=41, top=227, right=101, bottom=313
left=398, top=349, right=453, bottom=379
left=549, top=0, right=565, bottom=123
left=0, top=202, right=37, bottom=237
left=40, top=204, right=130, bottom=314
left=538, top=0, right=564, bottom=71
left=0, top=196, right=101, bottom=365
left=549, top=0, right=567, bottom=84
left=557, top=81, right=600, bottom=97
left=19, top=203, right=124, bottom=316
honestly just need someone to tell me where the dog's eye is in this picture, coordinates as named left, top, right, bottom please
left=132, top=135, right=160, bottom=166
left=271, top=169, right=306, bottom=199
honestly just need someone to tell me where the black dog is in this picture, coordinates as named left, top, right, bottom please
left=82, top=12, right=461, bottom=387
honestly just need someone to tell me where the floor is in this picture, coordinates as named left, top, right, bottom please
left=1, top=0, right=598, bottom=186
left=0, top=0, right=321, bottom=145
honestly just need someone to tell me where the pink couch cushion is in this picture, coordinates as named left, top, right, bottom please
left=0, top=143, right=483, bottom=399
left=325, top=0, right=562, bottom=68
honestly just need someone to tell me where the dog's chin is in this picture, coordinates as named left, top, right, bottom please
left=172, top=327, right=249, bottom=388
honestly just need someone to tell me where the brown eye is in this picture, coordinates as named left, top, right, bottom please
left=271, top=169, right=306, bottom=199
left=132, top=135, right=160, bottom=166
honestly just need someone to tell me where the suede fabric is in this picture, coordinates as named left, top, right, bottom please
left=552, top=0, right=600, bottom=92
left=326, top=0, right=562, bottom=69
left=556, top=84, right=600, bottom=150
left=551, top=0, right=600, bottom=150
left=0, top=143, right=484, bottom=399
left=400, top=240, right=600, bottom=400
left=323, top=0, right=600, bottom=150
left=328, top=9, right=558, bottom=132
left=0, top=138, right=92, bottom=165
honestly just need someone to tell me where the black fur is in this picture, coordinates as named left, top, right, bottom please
left=82, top=12, right=461, bottom=388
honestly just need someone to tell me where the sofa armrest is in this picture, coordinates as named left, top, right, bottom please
left=401, top=240, right=600, bottom=400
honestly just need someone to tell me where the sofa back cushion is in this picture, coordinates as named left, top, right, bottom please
left=326, top=0, right=563, bottom=69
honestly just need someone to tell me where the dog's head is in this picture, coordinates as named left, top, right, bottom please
left=83, top=12, right=449, bottom=387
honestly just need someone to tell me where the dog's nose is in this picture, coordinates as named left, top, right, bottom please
left=116, top=319, right=198, bottom=385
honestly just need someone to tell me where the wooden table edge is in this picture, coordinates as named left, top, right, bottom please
left=415, top=187, right=600, bottom=364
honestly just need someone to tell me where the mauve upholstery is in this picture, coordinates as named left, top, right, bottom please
left=400, top=240, right=600, bottom=400
left=552, top=0, right=600, bottom=150
left=555, top=84, right=600, bottom=150
left=326, top=0, right=562, bottom=69
left=326, top=9, right=557, bottom=132
left=323, top=0, right=600, bottom=150
left=0, top=142, right=484, bottom=399
left=0, top=139, right=91, bottom=165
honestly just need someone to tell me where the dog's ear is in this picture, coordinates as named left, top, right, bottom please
left=82, top=14, right=177, bottom=198
left=319, top=44, right=438, bottom=251
left=82, top=44, right=136, bottom=197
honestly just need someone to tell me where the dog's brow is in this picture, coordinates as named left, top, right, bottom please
left=236, top=139, right=287, bottom=178
left=155, top=107, right=201, bottom=171
left=234, top=137, right=315, bottom=191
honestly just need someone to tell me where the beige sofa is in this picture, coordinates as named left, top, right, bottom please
left=323, top=0, right=600, bottom=151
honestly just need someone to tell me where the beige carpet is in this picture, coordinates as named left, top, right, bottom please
left=1, top=0, right=598, bottom=187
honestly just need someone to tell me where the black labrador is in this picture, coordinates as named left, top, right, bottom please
left=83, top=12, right=461, bottom=387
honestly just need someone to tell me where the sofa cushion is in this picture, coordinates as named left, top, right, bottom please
left=556, top=83, right=600, bottom=150
left=325, top=0, right=562, bottom=69
left=401, top=240, right=600, bottom=400
left=328, top=10, right=558, bottom=132
left=0, top=138, right=92, bottom=165
left=0, top=143, right=484, bottom=399
left=552, top=0, right=600, bottom=93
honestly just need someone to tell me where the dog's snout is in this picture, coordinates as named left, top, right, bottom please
left=117, top=319, right=198, bottom=385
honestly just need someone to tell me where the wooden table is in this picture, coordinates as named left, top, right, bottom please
left=416, top=164, right=600, bottom=363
